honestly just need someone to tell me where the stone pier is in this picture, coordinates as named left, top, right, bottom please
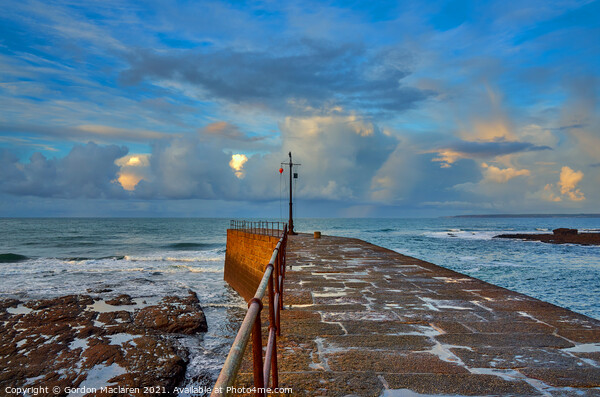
left=234, top=233, right=600, bottom=396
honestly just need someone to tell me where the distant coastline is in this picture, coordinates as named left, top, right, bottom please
left=449, top=213, right=600, bottom=218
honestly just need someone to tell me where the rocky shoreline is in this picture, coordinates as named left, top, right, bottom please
left=0, top=290, right=208, bottom=396
left=494, top=228, right=600, bottom=245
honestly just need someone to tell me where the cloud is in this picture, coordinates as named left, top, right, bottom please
left=75, top=125, right=171, bottom=141
left=132, top=137, right=241, bottom=200
left=542, top=166, right=585, bottom=202
left=274, top=112, right=396, bottom=200
left=481, top=163, right=530, bottom=183
left=430, top=139, right=552, bottom=167
left=121, top=40, right=431, bottom=116
left=0, top=123, right=174, bottom=143
left=542, top=183, right=562, bottom=202
left=461, top=120, right=516, bottom=142
left=199, top=121, right=264, bottom=142
left=229, top=154, right=248, bottom=179
left=0, top=136, right=58, bottom=152
left=114, top=154, right=151, bottom=191
left=558, top=166, right=585, bottom=201
left=0, top=142, right=128, bottom=198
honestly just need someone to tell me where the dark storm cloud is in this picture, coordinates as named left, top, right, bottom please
left=120, top=39, right=431, bottom=115
left=0, top=142, right=128, bottom=198
left=443, top=139, right=552, bottom=158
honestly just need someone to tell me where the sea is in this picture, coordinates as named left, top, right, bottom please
left=1, top=217, right=599, bottom=390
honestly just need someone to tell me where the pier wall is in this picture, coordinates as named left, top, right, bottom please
left=224, top=229, right=280, bottom=301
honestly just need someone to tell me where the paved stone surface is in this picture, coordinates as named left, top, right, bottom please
left=234, top=233, right=600, bottom=396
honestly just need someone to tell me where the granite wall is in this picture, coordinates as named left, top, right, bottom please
left=224, top=229, right=280, bottom=301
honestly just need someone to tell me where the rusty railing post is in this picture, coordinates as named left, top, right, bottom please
left=267, top=269, right=279, bottom=388
left=274, top=252, right=281, bottom=336
left=249, top=298, right=265, bottom=397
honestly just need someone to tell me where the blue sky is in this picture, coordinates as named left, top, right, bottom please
left=1, top=0, right=598, bottom=217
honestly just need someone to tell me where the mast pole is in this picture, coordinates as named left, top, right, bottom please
left=288, top=152, right=294, bottom=234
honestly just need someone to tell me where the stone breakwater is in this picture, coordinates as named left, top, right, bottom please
left=0, top=291, right=207, bottom=395
left=233, top=233, right=600, bottom=396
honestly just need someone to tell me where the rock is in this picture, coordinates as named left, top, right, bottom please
left=87, top=287, right=113, bottom=293
left=134, top=291, right=208, bottom=335
left=495, top=230, right=600, bottom=245
left=0, top=291, right=207, bottom=394
left=106, top=294, right=135, bottom=306
left=553, top=228, right=578, bottom=235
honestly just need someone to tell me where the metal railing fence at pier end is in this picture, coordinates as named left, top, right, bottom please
left=212, top=224, right=288, bottom=397
left=229, top=220, right=285, bottom=238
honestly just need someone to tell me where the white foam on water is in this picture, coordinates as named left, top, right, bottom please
left=423, top=230, right=499, bottom=240
left=7, top=304, right=33, bottom=315
left=124, top=249, right=224, bottom=263
left=86, top=299, right=138, bottom=313
left=459, top=256, right=478, bottom=261
left=423, top=229, right=548, bottom=241
left=67, top=363, right=126, bottom=396
left=166, top=264, right=222, bottom=273
left=107, top=333, right=136, bottom=346
left=69, top=337, right=89, bottom=351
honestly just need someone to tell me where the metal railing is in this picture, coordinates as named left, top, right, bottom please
left=212, top=224, right=288, bottom=397
left=229, top=220, right=285, bottom=237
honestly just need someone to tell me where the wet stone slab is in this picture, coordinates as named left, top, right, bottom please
left=233, top=233, right=600, bottom=396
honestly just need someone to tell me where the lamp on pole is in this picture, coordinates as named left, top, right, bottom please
left=282, top=152, right=300, bottom=235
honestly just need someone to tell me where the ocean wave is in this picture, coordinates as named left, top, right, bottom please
left=64, top=255, right=125, bottom=261
left=167, top=264, right=222, bottom=273
left=366, top=228, right=395, bottom=233
left=66, top=267, right=147, bottom=273
left=162, top=242, right=222, bottom=250
left=0, top=253, right=29, bottom=263
left=424, top=231, right=499, bottom=240
left=124, top=249, right=224, bottom=263
left=471, top=261, right=530, bottom=268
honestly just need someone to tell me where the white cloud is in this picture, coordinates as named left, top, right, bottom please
left=558, top=166, right=585, bottom=201
left=542, top=166, right=585, bottom=202
left=114, top=154, right=151, bottom=191
left=481, top=163, right=530, bottom=183
left=229, top=154, right=248, bottom=179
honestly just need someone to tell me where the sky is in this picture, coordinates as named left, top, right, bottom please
left=0, top=0, right=599, bottom=217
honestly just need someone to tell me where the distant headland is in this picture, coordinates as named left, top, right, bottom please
left=449, top=213, right=600, bottom=218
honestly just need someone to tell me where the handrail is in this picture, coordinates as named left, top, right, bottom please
left=212, top=224, right=288, bottom=396
left=229, top=220, right=285, bottom=237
